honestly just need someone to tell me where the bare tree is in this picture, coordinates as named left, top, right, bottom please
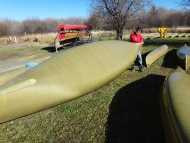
left=89, top=0, right=151, bottom=40
left=64, top=16, right=87, bottom=24
left=0, top=19, right=16, bottom=36
left=19, top=19, right=33, bottom=35
left=44, top=18, right=59, bottom=33
left=86, top=14, right=102, bottom=30
left=0, top=23, right=9, bottom=37
left=12, top=20, right=22, bottom=36
left=147, top=5, right=161, bottom=27
left=137, top=10, right=149, bottom=28
left=175, top=0, right=190, bottom=10
left=183, top=11, right=190, bottom=26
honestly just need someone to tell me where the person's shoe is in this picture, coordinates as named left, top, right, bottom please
left=131, top=67, right=135, bottom=72
left=140, top=67, right=144, bottom=72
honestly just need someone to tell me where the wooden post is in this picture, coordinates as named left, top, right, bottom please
left=14, top=36, right=17, bottom=43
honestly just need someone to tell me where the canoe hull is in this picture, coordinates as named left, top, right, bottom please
left=0, top=40, right=140, bottom=123
left=0, top=57, right=49, bottom=86
left=160, top=67, right=190, bottom=143
left=177, top=44, right=190, bottom=70
left=58, top=31, right=88, bottom=39
left=58, top=24, right=92, bottom=32
left=146, top=45, right=168, bottom=67
left=0, top=67, right=31, bottom=86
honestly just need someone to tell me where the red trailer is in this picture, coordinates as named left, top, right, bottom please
left=54, top=24, right=92, bottom=53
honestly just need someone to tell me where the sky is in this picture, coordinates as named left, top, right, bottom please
left=152, top=0, right=180, bottom=10
left=0, top=0, right=91, bottom=21
left=0, top=0, right=181, bottom=21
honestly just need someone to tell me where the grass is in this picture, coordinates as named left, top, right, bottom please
left=0, top=33, right=57, bottom=45
left=0, top=36, right=190, bottom=143
left=0, top=45, right=55, bottom=60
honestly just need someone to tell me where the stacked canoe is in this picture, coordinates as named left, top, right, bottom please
left=160, top=67, right=190, bottom=143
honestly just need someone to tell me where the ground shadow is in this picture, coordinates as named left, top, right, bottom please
left=41, top=43, right=75, bottom=53
left=144, top=38, right=190, bottom=47
left=41, top=46, right=56, bottom=52
left=142, top=51, right=151, bottom=67
left=41, top=41, right=93, bottom=53
left=162, top=49, right=178, bottom=69
left=105, top=74, right=166, bottom=143
left=128, top=51, right=150, bottom=70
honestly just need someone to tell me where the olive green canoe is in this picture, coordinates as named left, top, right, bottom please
left=0, top=56, right=49, bottom=73
left=169, top=33, right=178, bottom=38
left=0, top=40, right=140, bottom=123
left=0, top=57, right=49, bottom=86
left=0, top=67, right=31, bottom=86
left=176, top=44, right=190, bottom=70
left=160, top=66, right=190, bottom=143
left=145, top=45, right=168, bottom=67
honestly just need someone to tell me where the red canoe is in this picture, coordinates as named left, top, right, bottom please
left=58, top=24, right=92, bottom=32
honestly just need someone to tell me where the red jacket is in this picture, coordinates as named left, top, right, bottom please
left=130, top=32, right=144, bottom=50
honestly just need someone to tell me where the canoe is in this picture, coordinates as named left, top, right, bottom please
left=0, top=40, right=141, bottom=123
left=0, top=55, right=36, bottom=73
left=176, top=33, right=186, bottom=38
left=0, top=67, right=31, bottom=86
left=55, top=24, right=92, bottom=52
left=150, top=33, right=160, bottom=39
left=168, top=33, right=178, bottom=38
left=55, top=31, right=91, bottom=52
left=145, top=45, right=168, bottom=67
left=58, top=24, right=92, bottom=32
left=142, top=33, right=160, bottom=39
left=160, top=66, right=190, bottom=143
left=185, top=33, right=190, bottom=37
left=0, top=57, right=49, bottom=86
left=0, top=56, right=49, bottom=73
left=58, top=31, right=88, bottom=40
left=176, top=44, right=190, bottom=70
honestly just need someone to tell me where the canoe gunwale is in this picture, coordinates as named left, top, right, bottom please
left=160, top=66, right=190, bottom=143
left=145, top=45, right=168, bottom=67
left=177, top=44, right=190, bottom=70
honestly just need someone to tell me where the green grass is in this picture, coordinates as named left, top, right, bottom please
left=0, top=45, right=54, bottom=60
left=1, top=37, right=190, bottom=142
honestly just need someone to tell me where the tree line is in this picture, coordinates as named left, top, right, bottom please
left=87, top=5, right=190, bottom=38
left=0, top=5, right=190, bottom=37
left=0, top=17, right=87, bottom=37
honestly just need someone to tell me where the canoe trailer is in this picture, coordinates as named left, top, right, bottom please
left=54, top=24, right=92, bottom=53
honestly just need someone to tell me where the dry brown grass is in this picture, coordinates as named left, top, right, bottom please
left=142, top=27, right=190, bottom=33
left=0, top=33, right=57, bottom=45
left=0, top=28, right=190, bottom=45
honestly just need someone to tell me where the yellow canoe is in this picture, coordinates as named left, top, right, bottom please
left=0, top=67, right=31, bottom=86
left=145, top=45, right=168, bottom=67
left=160, top=66, right=190, bottom=143
left=0, top=57, right=49, bottom=86
left=0, top=56, right=49, bottom=73
left=0, top=40, right=140, bottom=123
left=176, top=44, right=190, bottom=70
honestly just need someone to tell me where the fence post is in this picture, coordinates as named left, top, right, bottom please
left=14, top=36, right=17, bottom=43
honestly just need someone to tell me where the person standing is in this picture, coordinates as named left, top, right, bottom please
left=130, top=27, right=144, bottom=72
